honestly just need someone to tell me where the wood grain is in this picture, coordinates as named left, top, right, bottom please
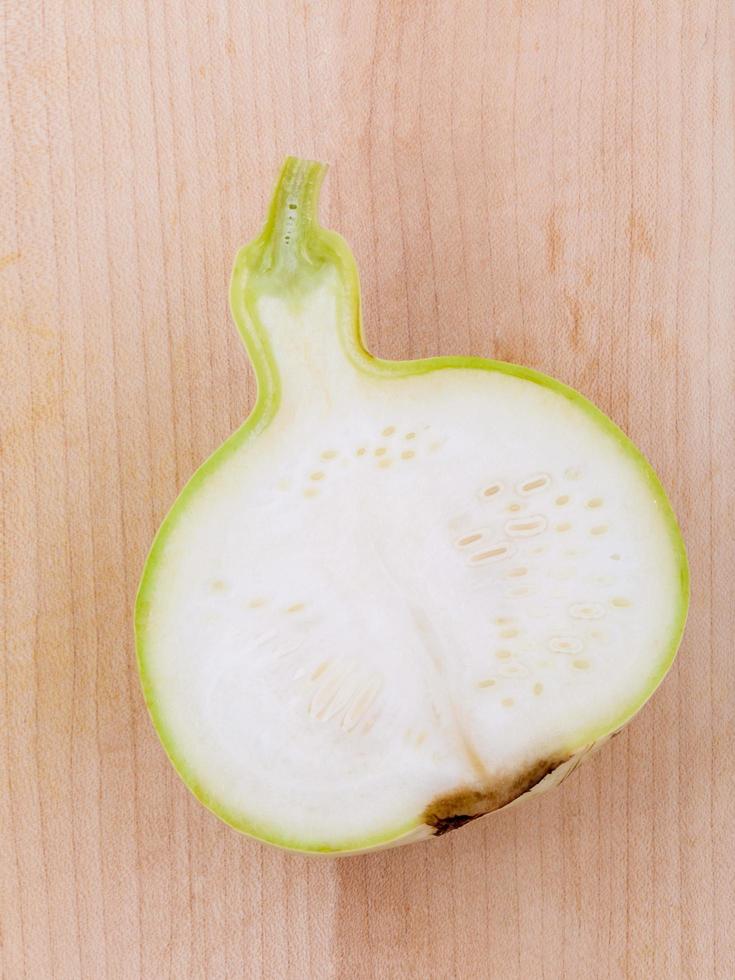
left=2, top=1, right=734, bottom=977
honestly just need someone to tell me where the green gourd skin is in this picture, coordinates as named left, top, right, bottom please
left=135, top=158, right=689, bottom=853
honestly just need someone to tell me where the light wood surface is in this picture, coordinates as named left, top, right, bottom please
left=2, top=2, right=734, bottom=978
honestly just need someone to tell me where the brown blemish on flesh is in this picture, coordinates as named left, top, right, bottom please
left=423, top=754, right=568, bottom=836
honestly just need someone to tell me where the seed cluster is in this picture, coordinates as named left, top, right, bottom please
left=298, top=423, right=430, bottom=498
left=457, top=468, right=632, bottom=705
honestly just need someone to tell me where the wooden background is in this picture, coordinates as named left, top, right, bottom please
left=2, top=1, right=733, bottom=977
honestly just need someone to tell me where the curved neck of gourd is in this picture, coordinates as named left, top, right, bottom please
left=234, top=158, right=362, bottom=421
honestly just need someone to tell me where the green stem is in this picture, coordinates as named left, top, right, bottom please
left=259, top=156, right=328, bottom=275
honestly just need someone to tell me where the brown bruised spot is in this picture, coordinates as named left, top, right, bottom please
left=422, top=789, right=490, bottom=836
left=423, top=755, right=569, bottom=837
left=431, top=812, right=482, bottom=834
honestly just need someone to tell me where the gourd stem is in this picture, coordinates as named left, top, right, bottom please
left=261, top=156, right=327, bottom=274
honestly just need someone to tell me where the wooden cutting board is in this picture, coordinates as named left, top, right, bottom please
left=2, top=2, right=733, bottom=977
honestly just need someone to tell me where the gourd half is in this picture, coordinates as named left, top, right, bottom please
left=136, top=158, right=688, bottom=854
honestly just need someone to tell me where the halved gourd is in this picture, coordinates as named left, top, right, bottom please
left=135, top=158, right=688, bottom=853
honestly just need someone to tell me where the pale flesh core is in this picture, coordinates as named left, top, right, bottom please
left=136, top=160, right=687, bottom=853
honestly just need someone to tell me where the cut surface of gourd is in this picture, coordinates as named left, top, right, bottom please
left=136, top=158, right=688, bottom=853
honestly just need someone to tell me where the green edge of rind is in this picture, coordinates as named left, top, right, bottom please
left=135, top=157, right=690, bottom=855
